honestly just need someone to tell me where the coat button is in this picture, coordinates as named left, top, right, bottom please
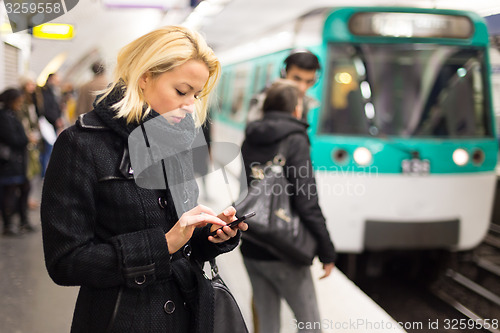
left=158, top=197, right=168, bottom=209
left=164, top=300, right=175, bottom=314
left=183, top=244, right=192, bottom=258
left=134, top=275, right=146, bottom=285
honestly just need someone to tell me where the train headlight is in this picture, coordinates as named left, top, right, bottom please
left=452, top=149, right=469, bottom=166
left=353, top=147, right=372, bottom=166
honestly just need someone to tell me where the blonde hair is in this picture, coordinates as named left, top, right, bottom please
left=98, top=26, right=220, bottom=125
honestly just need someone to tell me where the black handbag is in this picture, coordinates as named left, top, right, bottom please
left=207, top=259, right=249, bottom=333
left=0, top=142, right=11, bottom=162
left=236, top=137, right=317, bottom=265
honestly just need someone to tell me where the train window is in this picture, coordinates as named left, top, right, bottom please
left=320, top=43, right=492, bottom=138
left=211, top=72, right=228, bottom=113
left=265, top=63, right=275, bottom=86
left=230, top=68, right=249, bottom=121
left=252, top=65, right=263, bottom=95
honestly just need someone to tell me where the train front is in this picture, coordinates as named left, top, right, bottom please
left=311, top=8, right=498, bottom=254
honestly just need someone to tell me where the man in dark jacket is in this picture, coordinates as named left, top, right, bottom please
left=40, top=73, right=62, bottom=177
left=241, top=80, right=336, bottom=333
left=41, top=73, right=63, bottom=132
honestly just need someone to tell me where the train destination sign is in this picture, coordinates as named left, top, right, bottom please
left=349, top=12, right=474, bottom=39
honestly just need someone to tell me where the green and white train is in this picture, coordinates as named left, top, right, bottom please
left=211, top=7, right=498, bottom=257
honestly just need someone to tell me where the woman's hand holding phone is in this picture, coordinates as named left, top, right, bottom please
left=166, top=204, right=227, bottom=253
left=208, top=208, right=251, bottom=243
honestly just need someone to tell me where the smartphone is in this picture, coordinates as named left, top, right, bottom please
left=209, top=211, right=256, bottom=236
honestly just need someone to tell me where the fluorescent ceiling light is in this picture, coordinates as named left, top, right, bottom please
left=102, top=0, right=177, bottom=9
left=32, top=23, right=74, bottom=40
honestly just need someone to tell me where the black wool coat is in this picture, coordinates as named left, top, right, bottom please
left=41, top=85, right=62, bottom=128
left=0, top=108, right=28, bottom=179
left=41, top=95, right=239, bottom=333
left=240, top=111, right=337, bottom=264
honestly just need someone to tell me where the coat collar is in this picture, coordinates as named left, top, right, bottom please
left=77, top=111, right=134, bottom=179
left=77, top=111, right=107, bottom=130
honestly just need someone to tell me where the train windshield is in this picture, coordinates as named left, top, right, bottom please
left=319, top=44, right=493, bottom=138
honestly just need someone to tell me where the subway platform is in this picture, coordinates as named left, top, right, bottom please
left=0, top=176, right=405, bottom=333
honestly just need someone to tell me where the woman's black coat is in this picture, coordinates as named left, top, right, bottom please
left=240, top=111, right=336, bottom=264
left=41, top=94, right=239, bottom=333
left=0, top=108, right=28, bottom=179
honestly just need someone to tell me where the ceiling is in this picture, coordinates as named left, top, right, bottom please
left=17, top=0, right=500, bottom=84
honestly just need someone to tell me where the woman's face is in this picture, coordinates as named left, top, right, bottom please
left=24, top=80, right=36, bottom=94
left=140, top=59, right=209, bottom=124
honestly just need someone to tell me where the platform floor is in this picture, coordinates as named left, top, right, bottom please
left=0, top=176, right=405, bottom=333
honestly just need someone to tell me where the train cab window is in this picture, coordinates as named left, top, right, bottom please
left=320, top=44, right=492, bottom=138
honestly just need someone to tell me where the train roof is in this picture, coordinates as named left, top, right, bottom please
left=216, top=6, right=490, bottom=66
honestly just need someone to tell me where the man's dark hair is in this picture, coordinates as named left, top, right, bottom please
left=46, top=73, right=56, bottom=84
left=284, top=49, right=321, bottom=72
left=91, top=61, right=105, bottom=75
left=263, top=80, right=299, bottom=114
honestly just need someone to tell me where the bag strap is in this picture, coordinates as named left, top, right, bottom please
left=209, top=259, right=219, bottom=279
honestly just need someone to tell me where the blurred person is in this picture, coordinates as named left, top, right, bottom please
left=41, top=73, right=64, bottom=132
left=40, top=73, right=63, bottom=176
left=0, top=88, right=36, bottom=236
left=75, top=61, right=109, bottom=118
left=240, top=80, right=336, bottom=333
left=61, top=82, right=77, bottom=125
left=19, top=75, right=44, bottom=209
left=40, top=26, right=247, bottom=333
left=246, top=49, right=321, bottom=123
left=19, top=73, right=45, bottom=116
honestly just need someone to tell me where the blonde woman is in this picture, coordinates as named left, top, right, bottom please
left=41, top=26, right=247, bottom=333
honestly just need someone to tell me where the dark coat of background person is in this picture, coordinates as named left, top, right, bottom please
left=41, top=97, right=240, bottom=332
left=0, top=88, right=35, bottom=236
left=240, top=111, right=336, bottom=263
left=41, top=79, right=62, bottom=129
left=0, top=106, right=28, bottom=179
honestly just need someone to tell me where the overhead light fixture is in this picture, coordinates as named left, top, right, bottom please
left=183, top=0, right=232, bottom=29
left=32, top=23, right=74, bottom=40
left=102, top=0, right=176, bottom=9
